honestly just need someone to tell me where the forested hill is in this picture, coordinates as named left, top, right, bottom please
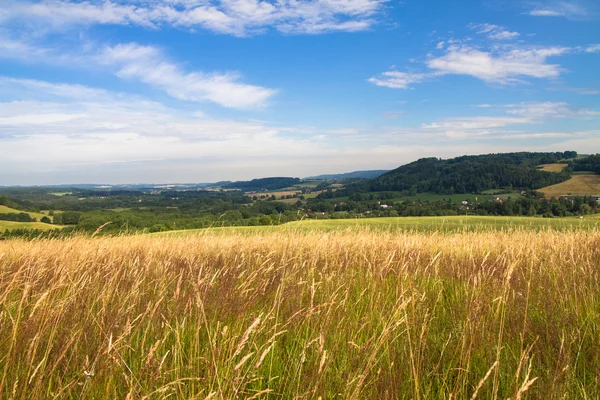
left=221, top=177, right=300, bottom=191
left=351, top=152, right=576, bottom=194
left=570, top=154, right=600, bottom=174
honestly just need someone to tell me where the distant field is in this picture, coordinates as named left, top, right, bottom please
left=155, top=215, right=600, bottom=236
left=0, top=205, right=53, bottom=222
left=246, top=190, right=300, bottom=198
left=398, top=192, right=521, bottom=203
left=537, top=163, right=568, bottom=172
left=325, top=192, right=522, bottom=205
left=539, top=173, right=600, bottom=197
left=0, top=220, right=63, bottom=231
left=49, top=191, right=72, bottom=196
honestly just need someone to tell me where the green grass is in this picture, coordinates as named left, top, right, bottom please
left=154, top=215, right=600, bottom=236
left=0, top=220, right=64, bottom=232
left=0, top=205, right=53, bottom=222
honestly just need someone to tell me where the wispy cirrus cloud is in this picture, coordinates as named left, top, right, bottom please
left=469, top=23, right=519, bottom=40
left=504, top=101, right=600, bottom=119
left=526, top=1, right=591, bottom=18
left=0, top=36, right=277, bottom=109
left=369, top=44, right=570, bottom=88
left=0, top=0, right=389, bottom=36
left=98, top=43, right=277, bottom=109
left=421, top=101, right=600, bottom=139
left=425, top=45, right=569, bottom=84
left=368, top=19, right=600, bottom=90
left=368, top=71, right=429, bottom=89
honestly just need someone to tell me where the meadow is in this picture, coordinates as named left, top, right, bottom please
left=1, top=222, right=600, bottom=399
left=0, top=205, right=54, bottom=223
left=539, top=173, right=600, bottom=197
left=0, top=204, right=61, bottom=232
left=157, top=215, right=600, bottom=236
left=0, top=220, right=62, bottom=232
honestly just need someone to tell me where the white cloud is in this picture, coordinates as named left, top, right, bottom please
left=470, top=23, right=520, bottom=40
left=586, top=44, right=600, bottom=53
left=505, top=102, right=600, bottom=119
left=2, top=77, right=599, bottom=185
left=368, top=71, right=430, bottom=89
left=422, top=116, right=531, bottom=131
left=426, top=45, right=568, bottom=84
left=0, top=0, right=389, bottom=36
left=0, top=78, right=295, bottom=176
left=0, top=37, right=277, bottom=109
left=528, top=9, right=564, bottom=16
left=527, top=1, right=589, bottom=18
left=0, top=76, right=112, bottom=100
left=370, top=20, right=600, bottom=90
left=566, top=87, right=599, bottom=95
left=417, top=101, right=599, bottom=139
left=98, top=43, right=277, bottom=109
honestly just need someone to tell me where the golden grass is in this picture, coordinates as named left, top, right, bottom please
left=539, top=174, right=600, bottom=197
left=537, top=163, right=568, bottom=173
left=1, top=227, right=600, bottom=398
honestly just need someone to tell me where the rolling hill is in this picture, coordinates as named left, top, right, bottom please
left=356, top=152, right=575, bottom=194
left=221, top=177, right=301, bottom=191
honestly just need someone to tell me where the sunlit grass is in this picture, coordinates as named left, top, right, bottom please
left=1, top=226, right=599, bottom=398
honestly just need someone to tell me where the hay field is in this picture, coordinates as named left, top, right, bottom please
left=1, top=228, right=600, bottom=398
left=539, top=174, right=600, bottom=197
left=536, top=163, right=568, bottom=172
left=156, top=216, right=600, bottom=236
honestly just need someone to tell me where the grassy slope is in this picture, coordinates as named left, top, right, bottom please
left=0, top=205, right=65, bottom=231
left=1, top=229, right=599, bottom=398
left=155, top=216, right=600, bottom=236
left=0, top=205, right=51, bottom=221
left=539, top=173, right=600, bottom=197
left=0, top=220, right=63, bottom=231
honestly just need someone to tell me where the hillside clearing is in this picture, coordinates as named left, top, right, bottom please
left=539, top=173, right=600, bottom=197
left=537, top=163, right=568, bottom=172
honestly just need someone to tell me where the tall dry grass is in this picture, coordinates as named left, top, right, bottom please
left=1, top=227, right=599, bottom=399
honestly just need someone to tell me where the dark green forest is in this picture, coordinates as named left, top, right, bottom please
left=353, top=152, right=576, bottom=194
left=571, top=154, right=600, bottom=174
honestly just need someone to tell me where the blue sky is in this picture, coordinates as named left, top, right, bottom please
left=0, top=0, right=599, bottom=185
